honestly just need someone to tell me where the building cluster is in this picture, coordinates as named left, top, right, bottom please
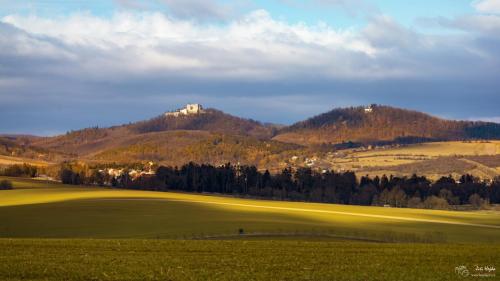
left=99, top=162, right=156, bottom=179
left=165, top=103, right=205, bottom=117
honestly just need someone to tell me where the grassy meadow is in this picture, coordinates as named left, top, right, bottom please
left=1, top=239, right=498, bottom=281
left=1, top=176, right=499, bottom=280
left=1, top=177, right=500, bottom=242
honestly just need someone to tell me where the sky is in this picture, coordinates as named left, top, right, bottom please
left=1, top=0, right=499, bottom=135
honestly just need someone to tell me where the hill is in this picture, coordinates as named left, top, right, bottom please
left=4, top=105, right=500, bottom=175
left=24, top=109, right=294, bottom=168
left=273, top=105, right=500, bottom=146
left=29, top=109, right=277, bottom=153
left=91, top=131, right=302, bottom=170
left=0, top=136, right=63, bottom=164
left=130, top=109, right=276, bottom=139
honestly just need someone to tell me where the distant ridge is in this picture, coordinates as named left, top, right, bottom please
left=273, top=105, right=500, bottom=146
left=2, top=104, right=500, bottom=167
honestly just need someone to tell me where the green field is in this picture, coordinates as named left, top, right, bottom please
left=1, top=239, right=498, bottom=281
left=1, top=177, right=499, bottom=280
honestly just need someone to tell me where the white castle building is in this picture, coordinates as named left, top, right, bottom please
left=166, top=104, right=205, bottom=117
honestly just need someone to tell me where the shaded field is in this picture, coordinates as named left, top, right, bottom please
left=1, top=177, right=500, bottom=243
left=465, top=155, right=500, bottom=169
left=0, top=176, right=60, bottom=189
left=0, top=239, right=498, bottom=281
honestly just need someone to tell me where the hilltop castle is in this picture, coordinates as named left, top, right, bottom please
left=165, top=104, right=205, bottom=117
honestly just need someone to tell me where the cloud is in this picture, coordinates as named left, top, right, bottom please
left=280, top=0, right=376, bottom=17
left=160, top=0, right=232, bottom=21
left=1, top=9, right=500, bottom=133
left=427, top=12, right=500, bottom=38
left=114, top=0, right=236, bottom=21
left=0, top=11, right=373, bottom=80
left=3, top=10, right=496, bottom=82
left=473, top=0, right=500, bottom=14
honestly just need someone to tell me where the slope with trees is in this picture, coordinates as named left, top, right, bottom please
left=274, top=105, right=500, bottom=146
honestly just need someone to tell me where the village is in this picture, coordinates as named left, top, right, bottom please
left=100, top=161, right=157, bottom=179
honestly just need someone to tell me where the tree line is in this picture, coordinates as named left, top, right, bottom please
left=62, top=162, right=500, bottom=210
left=0, top=164, right=38, bottom=178
left=3, top=162, right=499, bottom=209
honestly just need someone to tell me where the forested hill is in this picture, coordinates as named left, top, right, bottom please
left=273, top=105, right=500, bottom=146
left=6, top=105, right=500, bottom=166
left=0, top=136, right=65, bottom=162
left=128, top=109, right=276, bottom=139
left=21, top=109, right=286, bottom=166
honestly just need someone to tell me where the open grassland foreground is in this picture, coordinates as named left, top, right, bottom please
left=0, top=177, right=499, bottom=280
left=0, top=239, right=498, bottom=281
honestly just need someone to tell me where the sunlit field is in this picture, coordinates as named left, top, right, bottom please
left=1, top=177, right=499, bottom=242
left=1, top=177, right=499, bottom=280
